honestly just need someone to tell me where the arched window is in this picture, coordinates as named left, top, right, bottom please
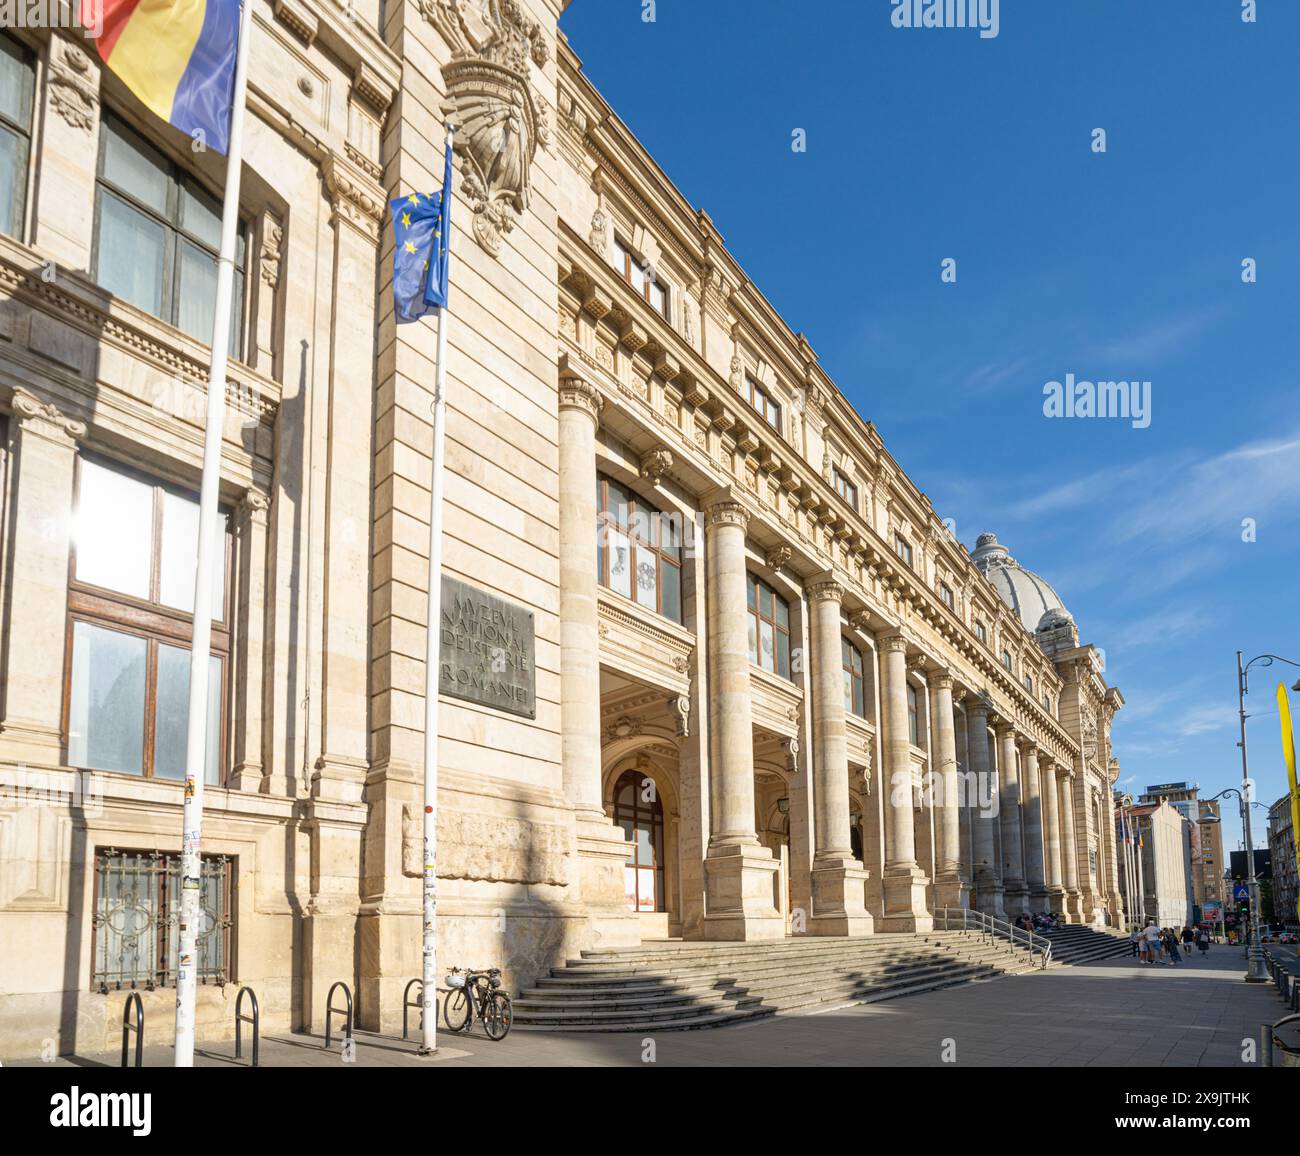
left=613, top=769, right=665, bottom=913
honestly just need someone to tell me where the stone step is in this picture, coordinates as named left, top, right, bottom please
left=513, top=959, right=1013, bottom=1030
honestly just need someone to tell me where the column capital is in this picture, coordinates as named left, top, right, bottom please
left=808, top=575, right=844, bottom=604
left=12, top=389, right=85, bottom=446
left=237, top=487, right=271, bottom=528
left=558, top=363, right=603, bottom=424
left=1016, top=733, right=1039, bottom=754
left=705, top=498, right=749, bottom=532
left=931, top=668, right=955, bottom=692
left=879, top=632, right=908, bottom=656
left=994, top=719, right=1017, bottom=739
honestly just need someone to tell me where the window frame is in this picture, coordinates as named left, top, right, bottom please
left=894, top=533, right=914, bottom=568
left=614, top=235, right=670, bottom=320
left=842, top=636, right=866, bottom=719
left=1002, top=649, right=1014, bottom=671
left=90, top=847, right=233, bottom=992
left=93, top=112, right=248, bottom=356
left=832, top=465, right=858, bottom=510
left=613, top=769, right=665, bottom=913
left=939, top=581, right=954, bottom=611
left=906, top=681, right=920, bottom=746
left=595, top=473, right=683, bottom=624
left=0, top=32, right=34, bottom=240
left=747, top=572, right=791, bottom=680
left=745, top=374, right=782, bottom=433
left=975, top=620, right=988, bottom=644
left=63, top=455, right=233, bottom=784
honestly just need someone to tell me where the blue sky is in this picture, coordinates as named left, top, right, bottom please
left=560, top=0, right=1300, bottom=858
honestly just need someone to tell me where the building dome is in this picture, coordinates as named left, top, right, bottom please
left=971, top=532, right=1072, bottom=634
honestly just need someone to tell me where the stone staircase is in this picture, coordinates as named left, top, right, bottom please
left=1040, top=923, right=1134, bottom=965
left=512, top=931, right=1052, bottom=1032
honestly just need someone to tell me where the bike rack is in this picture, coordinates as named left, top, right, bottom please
left=120, top=992, right=143, bottom=1069
left=402, top=978, right=425, bottom=1041
left=324, top=981, right=353, bottom=1051
left=234, top=986, right=260, bottom=1067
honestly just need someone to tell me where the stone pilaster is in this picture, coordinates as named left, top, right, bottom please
left=806, top=577, right=871, bottom=936
left=230, top=489, right=270, bottom=792
left=701, top=495, right=781, bottom=940
left=878, top=633, right=931, bottom=931
left=1020, top=741, right=1048, bottom=912
left=930, top=670, right=967, bottom=912
left=0, top=390, right=85, bottom=766
left=1040, top=757, right=1066, bottom=915
left=997, top=723, right=1027, bottom=916
left=965, top=700, right=1004, bottom=918
left=558, top=365, right=638, bottom=948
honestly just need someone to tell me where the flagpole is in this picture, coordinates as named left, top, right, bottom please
left=174, top=0, right=254, bottom=1068
left=420, top=123, right=455, bottom=1056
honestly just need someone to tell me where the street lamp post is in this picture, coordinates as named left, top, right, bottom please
left=1230, top=651, right=1300, bottom=983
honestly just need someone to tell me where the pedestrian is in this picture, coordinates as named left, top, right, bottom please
left=1181, top=926, right=1194, bottom=953
left=1143, top=919, right=1162, bottom=965
left=1130, top=926, right=1141, bottom=959
left=1196, top=927, right=1210, bottom=955
left=1165, top=928, right=1182, bottom=965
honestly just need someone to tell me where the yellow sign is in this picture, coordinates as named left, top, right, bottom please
left=1279, top=682, right=1300, bottom=926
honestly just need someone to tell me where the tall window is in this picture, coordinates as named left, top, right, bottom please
left=1023, top=673, right=1034, bottom=694
left=833, top=466, right=858, bottom=509
left=842, top=637, right=866, bottom=718
left=94, top=115, right=247, bottom=355
left=745, top=375, right=781, bottom=432
left=894, top=534, right=913, bottom=568
left=614, top=236, right=669, bottom=318
left=1043, top=692, right=1053, bottom=715
left=1001, top=649, right=1013, bottom=671
left=975, top=620, right=987, bottom=644
left=747, top=573, right=791, bottom=679
left=596, top=474, right=682, bottom=623
left=66, top=457, right=230, bottom=784
left=0, top=34, right=34, bottom=239
left=906, top=682, right=920, bottom=745
left=92, top=849, right=232, bottom=991
left=939, top=581, right=954, bottom=610
left=613, top=770, right=664, bottom=913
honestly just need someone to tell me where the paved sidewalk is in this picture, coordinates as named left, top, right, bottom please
left=8, top=945, right=1285, bottom=1068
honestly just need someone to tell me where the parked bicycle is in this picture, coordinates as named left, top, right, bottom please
left=443, top=967, right=513, bottom=1040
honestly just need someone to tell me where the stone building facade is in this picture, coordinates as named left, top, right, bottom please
left=1117, top=799, right=1194, bottom=928
left=0, top=0, right=1126, bottom=1057
left=1269, top=795, right=1297, bottom=929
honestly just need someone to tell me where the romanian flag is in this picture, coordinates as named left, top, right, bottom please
left=84, top=0, right=241, bottom=154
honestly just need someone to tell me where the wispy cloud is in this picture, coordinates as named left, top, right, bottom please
left=1084, top=306, right=1224, bottom=366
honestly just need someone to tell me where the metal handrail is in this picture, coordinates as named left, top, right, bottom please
left=937, top=907, right=1053, bottom=968
left=234, top=986, right=259, bottom=1067
left=402, top=978, right=424, bottom=1041
left=324, top=981, right=353, bottom=1051
left=121, top=991, right=143, bottom=1068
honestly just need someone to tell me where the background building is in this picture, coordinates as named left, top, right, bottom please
left=1116, top=797, right=1194, bottom=928
left=1136, top=782, right=1222, bottom=920
left=0, top=0, right=1127, bottom=1056
left=1269, top=796, right=1297, bottom=929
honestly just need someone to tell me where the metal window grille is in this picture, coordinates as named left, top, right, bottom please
left=91, top=848, right=232, bottom=992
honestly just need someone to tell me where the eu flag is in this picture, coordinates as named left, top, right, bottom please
left=389, top=141, right=454, bottom=324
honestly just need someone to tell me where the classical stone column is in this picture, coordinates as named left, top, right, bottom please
left=930, top=671, right=967, bottom=912
left=1040, top=756, right=1066, bottom=915
left=1103, top=783, right=1126, bottom=928
left=997, top=724, right=1027, bottom=916
left=806, top=577, right=871, bottom=935
left=964, top=700, right=1004, bottom=917
left=702, top=495, right=781, bottom=940
left=1020, top=742, right=1048, bottom=912
left=1058, top=768, right=1082, bottom=921
left=0, top=390, right=85, bottom=766
left=879, top=633, right=931, bottom=931
left=556, top=366, right=640, bottom=946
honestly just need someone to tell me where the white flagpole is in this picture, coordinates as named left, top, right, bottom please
left=174, top=0, right=254, bottom=1067
left=421, top=123, right=455, bottom=1056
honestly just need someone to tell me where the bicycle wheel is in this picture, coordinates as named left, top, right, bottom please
left=483, top=992, right=513, bottom=1041
left=442, top=987, right=471, bottom=1033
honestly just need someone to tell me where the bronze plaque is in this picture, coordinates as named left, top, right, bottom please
left=438, top=576, right=536, bottom=719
